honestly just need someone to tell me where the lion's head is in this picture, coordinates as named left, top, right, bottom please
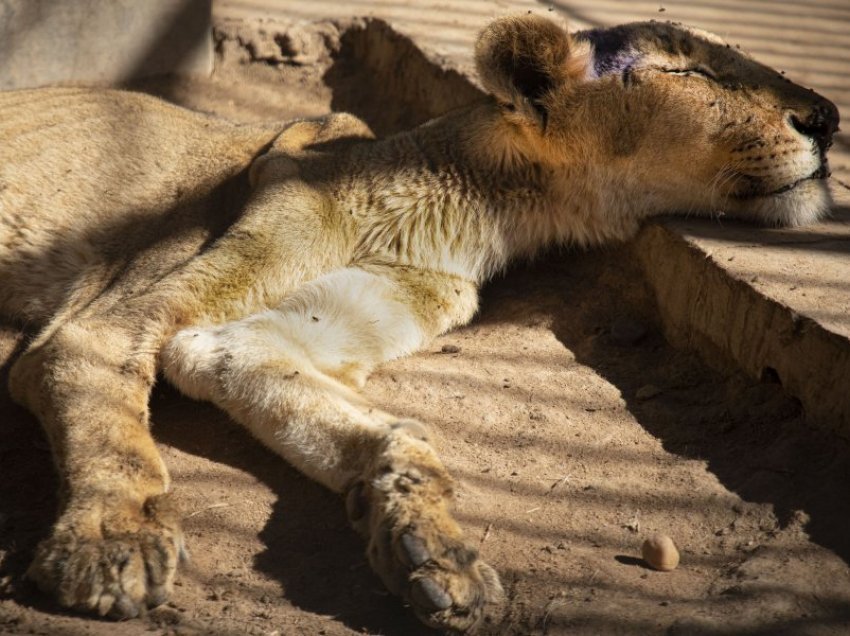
left=475, top=15, right=839, bottom=227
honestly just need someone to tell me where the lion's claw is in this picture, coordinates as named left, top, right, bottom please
left=399, top=532, right=431, bottom=568
left=411, top=576, right=453, bottom=611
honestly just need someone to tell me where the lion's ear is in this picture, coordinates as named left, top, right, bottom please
left=475, top=15, right=587, bottom=128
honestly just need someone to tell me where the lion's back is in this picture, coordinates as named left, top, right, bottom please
left=0, top=88, right=282, bottom=322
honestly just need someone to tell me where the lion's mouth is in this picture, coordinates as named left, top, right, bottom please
left=770, top=164, right=830, bottom=196
left=734, top=164, right=829, bottom=200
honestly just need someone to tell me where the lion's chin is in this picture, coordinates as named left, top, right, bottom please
left=729, top=178, right=832, bottom=228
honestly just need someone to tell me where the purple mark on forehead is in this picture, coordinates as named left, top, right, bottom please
left=593, top=50, right=640, bottom=79
left=576, top=26, right=641, bottom=79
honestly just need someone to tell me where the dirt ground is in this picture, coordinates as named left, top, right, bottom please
left=2, top=16, right=850, bottom=636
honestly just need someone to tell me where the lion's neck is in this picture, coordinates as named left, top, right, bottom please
left=346, top=103, right=647, bottom=284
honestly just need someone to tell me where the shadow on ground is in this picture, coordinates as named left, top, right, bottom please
left=479, top=242, right=850, bottom=567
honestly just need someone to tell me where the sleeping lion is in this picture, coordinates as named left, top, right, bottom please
left=0, top=15, right=838, bottom=632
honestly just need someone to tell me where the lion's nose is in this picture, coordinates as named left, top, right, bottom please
left=788, top=97, right=840, bottom=153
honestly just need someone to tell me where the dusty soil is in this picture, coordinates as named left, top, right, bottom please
left=2, top=16, right=850, bottom=636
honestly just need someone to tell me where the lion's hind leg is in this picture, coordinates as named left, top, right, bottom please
left=162, top=266, right=503, bottom=631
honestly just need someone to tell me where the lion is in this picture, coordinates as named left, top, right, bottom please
left=0, top=14, right=838, bottom=632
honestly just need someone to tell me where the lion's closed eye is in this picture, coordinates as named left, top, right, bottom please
left=660, top=65, right=717, bottom=80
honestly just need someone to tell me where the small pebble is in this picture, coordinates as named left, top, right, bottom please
left=642, top=534, right=680, bottom=571
left=440, top=344, right=460, bottom=354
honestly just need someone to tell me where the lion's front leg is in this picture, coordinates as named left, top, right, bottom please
left=162, top=265, right=503, bottom=631
left=8, top=316, right=183, bottom=619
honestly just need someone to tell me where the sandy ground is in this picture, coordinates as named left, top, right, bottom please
left=2, top=11, right=850, bottom=636
left=4, top=250, right=850, bottom=636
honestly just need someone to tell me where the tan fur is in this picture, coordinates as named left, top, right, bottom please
left=0, top=16, right=838, bottom=632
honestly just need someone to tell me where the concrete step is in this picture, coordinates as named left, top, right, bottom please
left=636, top=215, right=850, bottom=437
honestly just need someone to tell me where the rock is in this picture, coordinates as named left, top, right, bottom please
left=642, top=534, right=680, bottom=571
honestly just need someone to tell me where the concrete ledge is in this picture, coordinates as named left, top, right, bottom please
left=634, top=219, right=850, bottom=438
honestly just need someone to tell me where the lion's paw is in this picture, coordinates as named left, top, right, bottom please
left=347, top=431, right=504, bottom=632
left=391, top=522, right=502, bottom=632
left=27, top=494, right=184, bottom=619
